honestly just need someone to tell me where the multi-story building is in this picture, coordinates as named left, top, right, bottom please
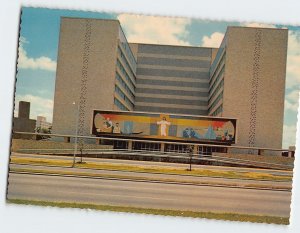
left=36, top=116, right=52, bottom=131
left=131, top=43, right=216, bottom=115
left=53, top=18, right=137, bottom=137
left=13, top=101, right=36, bottom=137
left=52, top=17, right=288, bottom=149
left=208, top=27, right=287, bottom=148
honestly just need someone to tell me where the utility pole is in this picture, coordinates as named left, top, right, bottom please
left=188, top=145, right=194, bottom=171
left=72, top=102, right=80, bottom=168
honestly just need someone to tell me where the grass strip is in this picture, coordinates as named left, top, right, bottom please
left=7, top=198, right=289, bottom=225
left=10, top=157, right=292, bottom=182
left=9, top=167, right=291, bottom=191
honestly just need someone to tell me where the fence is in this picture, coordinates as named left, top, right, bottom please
left=12, top=131, right=295, bottom=170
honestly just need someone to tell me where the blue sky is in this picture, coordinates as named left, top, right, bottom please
left=15, top=7, right=300, bottom=148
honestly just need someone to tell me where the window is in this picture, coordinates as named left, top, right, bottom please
left=114, top=98, right=129, bottom=111
left=115, top=85, right=134, bottom=109
left=116, top=59, right=135, bottom=91
left=208, top=91, right=223, bottom=113
left=116, top=72, right=135, bottom=100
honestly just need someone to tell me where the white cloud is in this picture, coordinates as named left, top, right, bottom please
left=117, top=14, right=191, bottom=46
left=242, top=22, right=276, bottom=28
left=283, top=90, right=299, bottom=148
left=285, top=100, right=299, bottom=112
left=283, top=124, right=297, bottom=148
left=201, top=32, right=224, bottom=48
left=286, top=31, right=300, bottom=89
left=18, top=37, right=56, bottom=71
left=285, top=89, right=300, bottom=112
left=285, top=99, right=299, bottom=112
left=14, top=94, right=53, bottom=122
left=200, top=23, right=276, bottom=48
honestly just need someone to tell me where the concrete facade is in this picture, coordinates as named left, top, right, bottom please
left=52, top=17, right=136, bottom=136
left=52, top=18, right=288, bottom=149
left=13, top=101, right=36, bottom=133
left=209, top=27, right=288, bottom=149
left=133, top=43, right=213, bottom=115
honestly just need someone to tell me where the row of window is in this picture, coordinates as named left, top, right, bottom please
left=120, top=42, right=137, bottom=72
left=118, top=28, right=137, bottom=71
left=210, top=47, right=225, bottom=75
left=115, top=85, right=134, bottom=109
left=208, top=78, right=224, bottom=103
left=211, top=104, right=223, bottom=116
left=209, top=66, right=225, bottom=98
left=114, top=97, right=129, bottom=111
left=116, top=72, right=135, bottom=100
left=116, top=59, right=136, bottom=91
left=209, top=52, right=226, bottom=85
left=118, top=46, right=136, bottom=81
left=208, top=91, right=223, bottom=113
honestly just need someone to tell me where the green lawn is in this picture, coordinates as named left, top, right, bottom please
left=7, top=199, right=289, bottom=225
left=10, top=156, right=292, bottom=182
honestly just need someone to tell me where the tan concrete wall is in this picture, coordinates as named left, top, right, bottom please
left=210, top=48, right=219, bottom=64
left=52, top=18, right=120, bottom=136
left=223, top=27, right=288, bottom=149
left=128, top=43, right=139, bottom=61
left=213, top=152, right=294, bottom=167
left=11, top=139, right=112, bottom=152
left=13, top=118, right=36, bottom=133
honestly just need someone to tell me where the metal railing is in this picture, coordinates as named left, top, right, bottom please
left=13, top=131, right=292, bottom=152
left=12, top=131, right=295, bottom=170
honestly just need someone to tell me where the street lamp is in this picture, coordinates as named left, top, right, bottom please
left=72, top=101, right=80, bottom=168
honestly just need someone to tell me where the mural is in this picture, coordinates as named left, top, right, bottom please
left=91, top=110, right=237, bottom=144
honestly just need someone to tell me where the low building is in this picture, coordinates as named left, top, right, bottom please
left=36, top=116, right=52, bottom=131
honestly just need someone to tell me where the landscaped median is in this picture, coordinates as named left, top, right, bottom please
left=7, top=199, right=290, bottom=225
left=10, top=156, right=293, bottom=182
left=9, top=165, right=292, bottom=191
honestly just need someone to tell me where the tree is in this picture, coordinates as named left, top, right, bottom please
left=36, top=126, right=52, bottom=140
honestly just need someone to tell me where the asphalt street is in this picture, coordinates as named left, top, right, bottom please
left=7, top=173, right=291, bottom=217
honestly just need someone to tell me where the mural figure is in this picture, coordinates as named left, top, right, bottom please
left=182, top=127, right=202, bottom=139
left=99, top=117, right=113, bottom=133
left=157, top=117, right=171, bottom=136
left=204, top=125, right=217, bottom=140
left=113, top=122, right=121, bottom=134
left=105, top=118, right=112, bottom=128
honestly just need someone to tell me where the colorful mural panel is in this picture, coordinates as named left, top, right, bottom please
left=91, top=110, right=237, bottom=144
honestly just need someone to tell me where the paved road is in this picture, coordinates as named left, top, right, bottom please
left=11, top=152, right=292, bottom=176
left=9, top=163, right=292, bottom=189
left=7, top=173, right=291, bottom=217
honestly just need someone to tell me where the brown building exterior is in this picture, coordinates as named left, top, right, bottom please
left=13, top=101, right=36, bottom=134
left=52, top=17, right=136, bottom=136
left=52, top=18, right=288, bottom=149
left=208, top=27, right=288, bottom=148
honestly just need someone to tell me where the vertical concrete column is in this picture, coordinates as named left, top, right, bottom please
left=193, top=145, right=198, bottom=154
left=128, top=140, right=133, bottom=151
left=258, top=149, right=264, bottom=155
left=160, top=143, right=165, bottom=153
left=64, top=137, right=70, bottom=143
left=288, top=150, right=294, bottom=158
